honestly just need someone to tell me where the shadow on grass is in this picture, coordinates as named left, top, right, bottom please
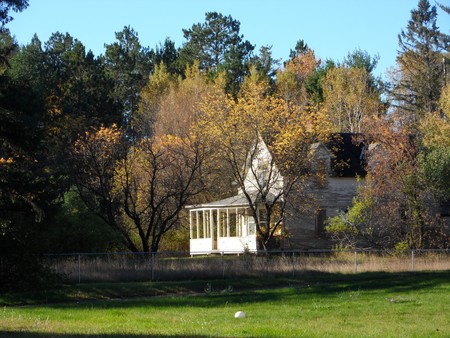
left=0, top=333, right=209, bottom=338
left=2, top=270, right=449, bottom=309
left=297, top=270, right=450, bottom=294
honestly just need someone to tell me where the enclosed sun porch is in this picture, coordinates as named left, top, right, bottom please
left=186, top=194, right=260, bottom=255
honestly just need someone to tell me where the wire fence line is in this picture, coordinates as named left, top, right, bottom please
left=36, top=249, right=450, bottom=283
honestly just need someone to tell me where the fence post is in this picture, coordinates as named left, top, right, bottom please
left=354, top=251, right=358, bottom=273
left=221, top=252, right=225, bottom=279
left=411, top=250, right=415, bottom=272
left=292, top=251, right=295, bottom=277
left=151, top=252, right=155, bottom=281
left=78, top=254, right=81, bottom=284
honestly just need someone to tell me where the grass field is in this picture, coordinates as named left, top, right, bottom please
left=1, top=271, right=449, bottom=337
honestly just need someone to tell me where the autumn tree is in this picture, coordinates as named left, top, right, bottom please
left=419, top=83, right=450, bottom=149
left=195, top=69, right=332, bottom=250
left=154, top=63, right=210, bottom=137
left=322, top=65, right=383, bottom=133
left=276, top=49, right=319, bottom=108
left=279, top=40, right=335, bottom=106
left=134, top=62, right=175, bottom=137
left=72, top=126, right=206, bottom=252
left=136, top=61, right=211, bottom=139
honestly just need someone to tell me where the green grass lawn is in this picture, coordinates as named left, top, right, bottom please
left=1, top=271, right=449, bottom=337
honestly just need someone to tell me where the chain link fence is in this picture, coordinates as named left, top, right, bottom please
left=39, top=249, right=450, bottom=283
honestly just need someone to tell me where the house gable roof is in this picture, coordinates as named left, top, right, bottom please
left=239, top=135, right=284, bottom=196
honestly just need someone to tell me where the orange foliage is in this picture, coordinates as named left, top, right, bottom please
left=276, top=50, right=319, bottom=107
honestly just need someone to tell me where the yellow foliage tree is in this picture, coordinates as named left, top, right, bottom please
left=323, top=66, right=383, bottom=133
left=134, top=62, right=175, bottom=136
left=419, top=84, right=450, bottom=149
left=276, top=50, right=318, bottom=108
left=73, top=125, right=206, bottom=252
left=154, top=62, right=210, bottom=137
left=195, top=69, right=332, bottom=249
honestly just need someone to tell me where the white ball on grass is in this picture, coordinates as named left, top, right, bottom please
left=234, top=311, right=246, bottom=318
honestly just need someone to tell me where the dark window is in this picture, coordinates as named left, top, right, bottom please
left=315, top=209, right=327, bottom=234
left=441, top=202, right=450, bottom=217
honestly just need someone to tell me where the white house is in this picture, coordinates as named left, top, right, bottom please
left=186, top=137, right=284, bottom=255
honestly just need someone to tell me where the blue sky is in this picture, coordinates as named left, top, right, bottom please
left=7, top=0, right=450, bottom=79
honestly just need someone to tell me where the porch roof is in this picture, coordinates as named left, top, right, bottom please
left=186, top=192, right=281, bottom=210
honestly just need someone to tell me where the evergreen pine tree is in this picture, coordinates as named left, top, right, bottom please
left=392, top=0, right=446, bottom=125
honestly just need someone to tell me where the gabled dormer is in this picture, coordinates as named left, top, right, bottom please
left=238, top=136, right=284, bottom=197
